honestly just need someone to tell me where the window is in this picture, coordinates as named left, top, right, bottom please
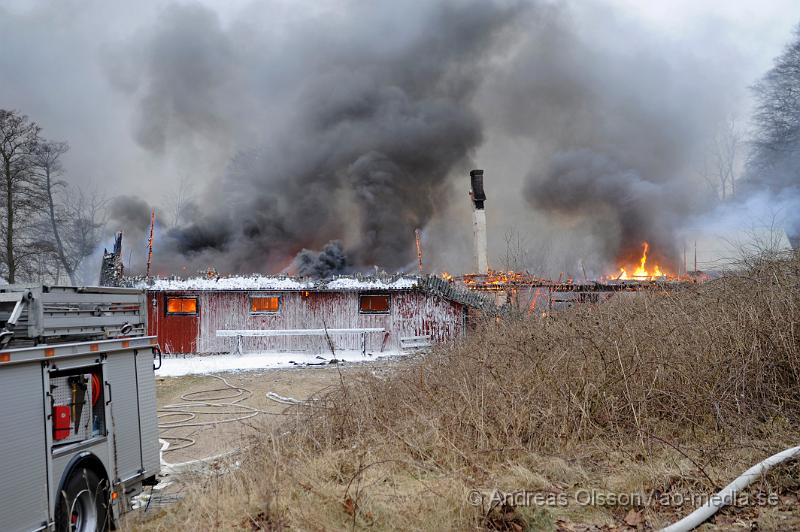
left=359, top=294, right=390, bottom=313
left=166, top=297, right=198, bottom=315
left=250, top=295, right=281, bottom=314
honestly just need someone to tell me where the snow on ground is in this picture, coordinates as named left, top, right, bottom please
left=156, top=350, right=406, bottom=377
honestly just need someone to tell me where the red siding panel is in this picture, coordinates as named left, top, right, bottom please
left=147, top=291, right=200, bottom=354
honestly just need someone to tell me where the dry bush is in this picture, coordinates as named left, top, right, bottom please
left=138, top=253, right=800, bottom=531
left=301, top=252, right=798, bottom=456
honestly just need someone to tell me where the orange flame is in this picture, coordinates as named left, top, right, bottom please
left=617, top=242, right=665, bottom=280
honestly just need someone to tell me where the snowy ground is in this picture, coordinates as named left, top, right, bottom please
left=156, top=349, right=407, bottom=377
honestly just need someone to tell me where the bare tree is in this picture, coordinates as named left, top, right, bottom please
left=61, top=186, right=107, bottom=284
left=501, top=227, right=529, bottom=272
left=700, top=116, right=741, bottom=200
left=749, top=25, right=800, bottom=188
left=33, top=140, right=75, bottom=283
left=162, top=174, right=195, bottom=228
left=0, top=110, right=43, bottom=283
left=714, top=117, right=741, bottom=199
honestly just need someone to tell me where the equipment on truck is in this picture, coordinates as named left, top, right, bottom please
left=0, top=285, right=161, bottom=532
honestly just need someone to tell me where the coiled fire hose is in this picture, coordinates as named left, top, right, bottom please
left=158, top=374, right=265, bottom=452
left=157, top=374, right=316, bottom=473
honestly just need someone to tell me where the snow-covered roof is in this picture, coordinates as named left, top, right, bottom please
left=324, top=277, right=417, bottom=290
left=140, top=274, right=420, bottom=292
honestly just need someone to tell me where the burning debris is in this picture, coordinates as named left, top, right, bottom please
left=614, top=241, right=665, bottom=281
left=99, top=232, right=124, bottom=286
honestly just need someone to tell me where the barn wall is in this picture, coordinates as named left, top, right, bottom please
left=148, top=290, right=465, bottom=355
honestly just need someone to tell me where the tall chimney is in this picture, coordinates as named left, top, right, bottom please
left=469, top=169, right=489, bottom=274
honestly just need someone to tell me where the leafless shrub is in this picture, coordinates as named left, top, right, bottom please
left=138, top=253, right=800, bottom=530
left=295, top=253, right=798, bottom=457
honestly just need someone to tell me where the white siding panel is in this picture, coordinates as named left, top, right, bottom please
left=194, top=291, right=464, bottom=354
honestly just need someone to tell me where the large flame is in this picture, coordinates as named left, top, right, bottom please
left=618, top=241, right=664, bottom=280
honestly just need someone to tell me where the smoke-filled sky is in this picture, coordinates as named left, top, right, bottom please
left=1, top=0, right=798, bottom=277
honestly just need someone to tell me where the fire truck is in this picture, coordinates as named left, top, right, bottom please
left=0, top=285, right=161, bottom=531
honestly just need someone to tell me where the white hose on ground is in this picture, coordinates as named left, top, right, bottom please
left=157, top=374, right=296, bottom=470
left=159, top=438, right=244, bottom=474
left=158, top=375, right=267, bottom=454
left=661, top=444, right=800, bottom=532
left=266, top=391, right=310, bottom=405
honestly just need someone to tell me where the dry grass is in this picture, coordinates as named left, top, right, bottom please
left=135, top=253, right=800, bottom=531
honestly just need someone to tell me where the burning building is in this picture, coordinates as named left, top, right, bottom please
left=450, top=169, right=697, bottom=311
left=144, top=274, right=490, bottom=355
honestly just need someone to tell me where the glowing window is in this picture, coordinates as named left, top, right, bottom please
left=166, top=297, right=198, bottom=315
left=250, top=295, right=281, bottom=314
left=359, top=294, right=390, bottom=313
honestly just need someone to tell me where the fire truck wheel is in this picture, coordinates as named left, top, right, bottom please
left=55, top=467, right=110, bottom=532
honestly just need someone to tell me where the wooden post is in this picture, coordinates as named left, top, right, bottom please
left=146, top=208, right=155, bottom=278
left=683, top=243, right=687, bottom=275
left=415, top=228, right=423, bottom=274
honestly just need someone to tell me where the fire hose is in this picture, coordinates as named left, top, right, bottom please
left=661, top=444, right=800, bottom=532
left=157, top=374, right=311, bottom=473
left=158, top=374, right=264, bottom=452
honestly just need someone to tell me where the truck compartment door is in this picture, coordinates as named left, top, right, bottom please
left=135, top=348, right=160, bottom=476
left=103, top=353, right=143, bottom=482
left=0, top=363, right=50, bottom=531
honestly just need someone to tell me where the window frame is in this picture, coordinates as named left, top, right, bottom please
left=165, top=296, right=199, bottom=316
left=358, top=293, right=391, bottom=314
left=249, top=293, right=282, bottom=315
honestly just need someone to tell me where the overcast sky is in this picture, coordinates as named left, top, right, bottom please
left=1, top=0, right=796, bottom=196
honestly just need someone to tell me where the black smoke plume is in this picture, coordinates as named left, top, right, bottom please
left=101, top=1, right=773, bottom=276
left=116, top=1, right=524, bottom=275
left=295, top=241, right=348, bottom=279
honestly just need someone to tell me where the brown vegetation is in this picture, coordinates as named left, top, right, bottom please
left=136, top=253, right=800, bottom=531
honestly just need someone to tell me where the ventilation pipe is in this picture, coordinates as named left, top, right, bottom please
left=469, top=169, right=488, bottom=274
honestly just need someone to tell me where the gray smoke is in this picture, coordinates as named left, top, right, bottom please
left=108, top=195, right=154, bottom=232
left=295, top=241, right=348, bottom=279
left=479, top=5, right=729, bottom=271
left=3, top=1, right=797, bottom=277
left=112, top=1, right=524, bottom=275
